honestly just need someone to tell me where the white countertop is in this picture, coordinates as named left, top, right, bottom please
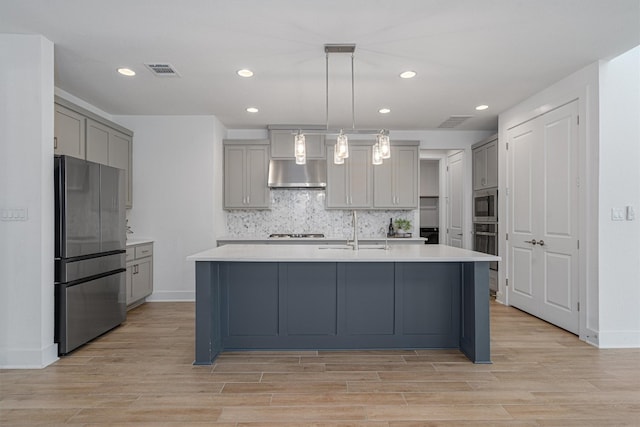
left=126, top=238, right=154, bottom=246
left=188, top=244, right=500, bottom=263
left=216, top=235, right=426, bottom=242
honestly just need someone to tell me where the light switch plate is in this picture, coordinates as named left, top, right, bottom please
left=611, top=207, right=625, bottom=221
left=0, top=208, right=28, bottom=221
left=627, top=206, right=636, bottom=221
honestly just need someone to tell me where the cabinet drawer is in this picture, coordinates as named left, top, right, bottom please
left=135, top=244, right=153, bottom=258
left=126, top=248, right=135, bottom=262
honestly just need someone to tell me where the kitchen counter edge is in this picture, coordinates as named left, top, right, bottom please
left=187, top=243, right=500, bottom=263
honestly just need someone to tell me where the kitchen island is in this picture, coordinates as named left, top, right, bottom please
left=187, top=244, right=500, bottom=364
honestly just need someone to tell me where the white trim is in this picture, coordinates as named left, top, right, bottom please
left=0, top=343, right=58, bottom=369
left=597, top=331, right=640, bottom=348
left=146, top=291, right=195, bottom=302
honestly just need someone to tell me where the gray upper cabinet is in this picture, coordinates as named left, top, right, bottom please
left=270, top=130, right=325, bottom=159
left=326, top=143, right=373, bottom=209
left=473, top=138, right=498, bottom=190
left=54, top=104, right=85, bottom=159
left=54, top=98, right=134, bottom=208
left=86, top=118, right=133, bottom=208
left=224, top=140, right=270, bottom=209
left=373, top=144, right=419, bottom=209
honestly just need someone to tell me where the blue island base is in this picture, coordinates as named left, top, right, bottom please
left=194, top=261, right=490, bottom=364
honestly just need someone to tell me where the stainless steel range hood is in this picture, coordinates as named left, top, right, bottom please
left=268, top=159, right=327, bottom=189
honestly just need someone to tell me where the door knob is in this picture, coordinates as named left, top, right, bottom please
left=525, top=239, right=537, bottom=245
left=538, top=240, right=545, bottom=246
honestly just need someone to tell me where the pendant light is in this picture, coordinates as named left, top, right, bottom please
left=292, top=44, right=391, bottom=165
left=336, top=130, right=349, bottom=159
left=294, top=131, right=306, bottom=164
left=333, top=143, right=344, bottom=164
left=372, top=142, right=383, bottom=165
left=378, top=133, right=391, bottom=159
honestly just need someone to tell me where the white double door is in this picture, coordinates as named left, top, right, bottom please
left=507, top=100, right=580, bottom=334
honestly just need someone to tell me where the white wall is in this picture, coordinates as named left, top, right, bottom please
left=113, top=116, right=226, bottom=302
left=0, top=35, right=57, bottom=368
left=597, top=46, right=640, bottom=347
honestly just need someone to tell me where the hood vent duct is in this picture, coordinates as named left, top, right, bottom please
left=268, top=159, right=327, bottom=189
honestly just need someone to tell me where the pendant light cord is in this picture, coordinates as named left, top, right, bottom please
left=351, top=51, right=355, bottom=131
left=326, top=51, right=329, bottom=131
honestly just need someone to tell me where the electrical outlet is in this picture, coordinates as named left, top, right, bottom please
left=611, top=207, right=625, bottom=221
left=627, top=206, right=636, bottom=221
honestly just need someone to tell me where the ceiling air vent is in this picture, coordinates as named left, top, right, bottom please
left=144, top=63, right=180, bottom=77
left=438, top=115, right=472, bottom=128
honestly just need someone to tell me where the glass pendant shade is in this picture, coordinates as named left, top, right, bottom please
left=372, top=142, right=383, bottom=165
left=294, top=133, right=306, bottom=164
left=294, top=133, right=306, bottom=156
left=336, top=132, right=349, bottom=159
left=333, top=143, right=344, bottom=164
left=378, top=133, right=391, bottom=159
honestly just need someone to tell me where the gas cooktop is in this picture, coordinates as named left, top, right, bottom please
left=268, top=233, right=325, bottom=238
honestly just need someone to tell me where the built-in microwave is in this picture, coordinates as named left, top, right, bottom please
left=473, top=188, right=497, bottom=222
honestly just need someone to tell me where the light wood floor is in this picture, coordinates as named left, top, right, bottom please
left=2, top=301, right=639, bottom=426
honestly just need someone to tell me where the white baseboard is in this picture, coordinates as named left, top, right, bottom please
left=596, top=330, right=640, bottom=348
left=0, top=343, right=58, bottom=369
left=146, top=290, right=195, bottom=302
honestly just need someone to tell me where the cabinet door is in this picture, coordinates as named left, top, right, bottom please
left=109, top=131, right=133, bottom=208
left=393, top=146, right=418, bottom=208
left=326, top=145, right=350, bottom=208
left=473, top=146, right=487, bottom=190
left=484, top=140, right=498, bottom=188
left=245, top=146, right=270, bottom=208
left=125, top=264, right=134, bottom=305
left=346, top=145, right=373, bottom=208
left=270, top=131, right=325, bottom=159
left=54, top=105, right=85, bottom=158
left=373, top=154, right=394, bottom=207
left=86, top=119, right=110, bottom=164
left=224, top=145, right=247, bottom=208
left=374, top=145, right=418, bottom=208
left=224, top=144, right=269, bottom=209
left=131, top=258, right=153, bottom=302
left=473, top=139, right=498, bottom=189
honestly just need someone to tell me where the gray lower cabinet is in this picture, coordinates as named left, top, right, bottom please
left=126, top=242, right=153, bottom=308
left=270, top=130, right=325, bottom=159
left=224, top=141, right=270, bottom=209
left=373, top=145, right=419, bottom=209
left=54, top=104, right=86, bottom=159
left=326, top=144, right=373, bottom=208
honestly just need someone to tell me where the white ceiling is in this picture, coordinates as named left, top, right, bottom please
left=1, top=0, right=639, bottom=131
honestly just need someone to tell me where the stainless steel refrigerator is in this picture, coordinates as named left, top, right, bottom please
left=54, top=155, right=126, bottom=355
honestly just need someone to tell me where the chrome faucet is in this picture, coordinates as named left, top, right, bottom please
left=348, top=210, right=359, bottom=250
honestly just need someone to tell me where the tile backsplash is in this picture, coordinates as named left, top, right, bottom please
left=225, top=189, right=417, bottom=238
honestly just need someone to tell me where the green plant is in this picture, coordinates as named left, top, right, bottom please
left=394, top=218, right=411, bottom=232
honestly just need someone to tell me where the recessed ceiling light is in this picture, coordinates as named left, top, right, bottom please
left=237, top=69, right=254, bottom=78
left=379, top=108, right=391, bottom=114
left=246, top=107, right=259, bottom=113
left=117, top=68, right=136, bottom=77
left=475, top=104, right=489, bottom=111
left=399, top=70, right=416, bottom=79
